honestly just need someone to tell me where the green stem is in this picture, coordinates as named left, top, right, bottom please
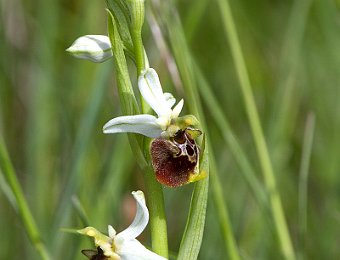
left=131, top=28, right=149, bottom=112
left=131, top=29, right=145, bottom=75
left=216, top=0, right=295, bottom=259
left=298, top=113, right=315, bottom=259
left=0, top=137, right=51, bottom=260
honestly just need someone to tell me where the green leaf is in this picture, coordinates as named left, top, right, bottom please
left=177, top=177, right=209, bottom=260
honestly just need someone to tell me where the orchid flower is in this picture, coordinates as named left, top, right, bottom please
left=103, top=68, right=184, bottom=138
left=78, top=191, right=166, bottom=260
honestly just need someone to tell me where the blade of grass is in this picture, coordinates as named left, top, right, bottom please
left=178, top=174, right=209, bottom=260
left=71, top=195, right=91, bottom=227
left=193, top=62, right=268, bottom=209
left=209, top=151, right=240, bottom=260
left=183, top=0, right=209, bottom=42
left=146, top=11, right=183, bottom=92
left=67, top=196, right=91, bottom=259
left=0, top=169, right=18, bottom=211
left=215, top=0, right=295, bottom=259
left=298, top=113, right=315, bottom=259
left=269, top=0, right=312, bottom=149
left=0, top=136, right=51, bottom=260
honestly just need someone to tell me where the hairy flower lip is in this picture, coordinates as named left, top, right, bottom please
left=151, top=128, right=202, bottom=187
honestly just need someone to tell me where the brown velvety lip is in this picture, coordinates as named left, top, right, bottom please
left=151, top=129, right=200, bottom=187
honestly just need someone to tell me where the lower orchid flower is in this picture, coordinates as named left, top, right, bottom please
left=78, top=191, right=166, bottom=260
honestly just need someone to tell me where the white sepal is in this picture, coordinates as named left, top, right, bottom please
left=108, top=225, right=116, bottom=238
left=66, top=35, right=113, bottom=63
left=171, top=99, right=184, bottom=119
left=138, top=68, right=172, bottom=117
left=103, top=114, right=162, bottom=138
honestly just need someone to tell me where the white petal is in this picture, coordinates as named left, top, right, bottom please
left=103, top=114, right=162, bottom=138
left=108, top=225, right=116, bottom=238
left=66, top=35, right=113, bottom=63
left=138, top=68, right=172, bottom=117
left=171, top=99, right=184, bottom=119
left=115, top=191, right=149, bottom=243
left=118, top=239, right=166, bottom=260
left=163, top=92, right=176, bottom=108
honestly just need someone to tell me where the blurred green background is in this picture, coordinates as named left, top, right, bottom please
left=1, top=0, right=340, bottom=259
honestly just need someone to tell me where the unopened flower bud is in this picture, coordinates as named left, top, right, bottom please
left=66, top=35, right=113, bottom=63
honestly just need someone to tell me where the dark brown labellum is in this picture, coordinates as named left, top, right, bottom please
left=151, top=128, right=200, bottom=187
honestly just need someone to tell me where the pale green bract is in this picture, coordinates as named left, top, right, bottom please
left=103, top=68, right=184, bottom=138
left=78, top=191, right=166, bottom=260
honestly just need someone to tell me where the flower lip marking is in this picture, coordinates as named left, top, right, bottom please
left=151, top=128, right=201, bottom=187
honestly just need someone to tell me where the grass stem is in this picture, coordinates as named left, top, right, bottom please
left=0, top=137, right=51, bottom=260
left=298, top=113, right=315, bottom=259
left=216, top=0, right=295, bottom=258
